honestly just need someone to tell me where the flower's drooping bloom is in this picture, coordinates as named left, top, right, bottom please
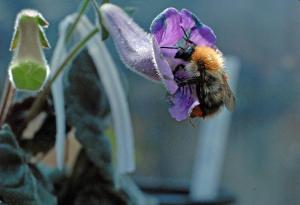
left=9, top=9, right=50, bottom=91
left=100, top=4, right=218, bottom=121
left=100, top=4, right=160, bottom=81
left=150, top=8, right=217, bottom=121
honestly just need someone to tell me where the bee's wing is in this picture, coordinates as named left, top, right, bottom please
left=222, top=74, right=235, bottom=111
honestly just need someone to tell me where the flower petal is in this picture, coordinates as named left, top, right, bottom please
left=150, top=8, right=183, bottom=47
left=189, top=25, right=216, bottom=47
left=180, top=9, right=196, bottom=29
left=152, top=37, right=178, bottom=94
left=100, top=3, right=160, bottom=81
left=168, top=88, right=199, bottom=121
left=180, top=9, right=216, bottom=46
left=151, top=8, right=217, bottom=49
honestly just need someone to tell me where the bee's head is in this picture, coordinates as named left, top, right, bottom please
left=174, top=46, right=195, bottom=61
left=161, top=26, right=196, bottom=61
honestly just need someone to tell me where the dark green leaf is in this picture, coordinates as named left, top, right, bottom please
left=64, top=49, right=111, bottom=172
left=58, top=150, right=127, bottom=205
left=0, top=125, right=57, bottom=205
left=6, top=97, right=58, bottom=156
left=62, top=50, right=128, bottom=204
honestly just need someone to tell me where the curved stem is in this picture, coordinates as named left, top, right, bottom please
left=65, top=0, right=90, bottom=43
left=26, top=27, right=99, bottom=122
left=91, top=0, right=109, bottom=40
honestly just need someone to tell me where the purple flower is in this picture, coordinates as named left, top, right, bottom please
left=150, top=8, right=217, bottom=121
left=100, top=4, right=160, bottom=81
left=100, top=4, right=217, bottom=121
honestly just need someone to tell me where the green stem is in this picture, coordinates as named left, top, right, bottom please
left=65, top=0, right=90, bottom=43
left=91, top=0, right=109, bottom=40
left=91, top=0, right=100, bottom=11
left=51, top=28, right=99, bottom=85
left=27, top=28, right=99, bottom=122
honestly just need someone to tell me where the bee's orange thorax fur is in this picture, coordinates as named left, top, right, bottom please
left=191, top=46, right=224, bottom=70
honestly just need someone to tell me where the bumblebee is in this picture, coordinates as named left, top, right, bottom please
left=162, top=29, right=235, bottom=118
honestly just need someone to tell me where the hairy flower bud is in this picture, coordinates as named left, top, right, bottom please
left=100, top=3, right=160, bottom=81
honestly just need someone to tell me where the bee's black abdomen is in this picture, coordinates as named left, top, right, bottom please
left=173, top=65, right=227, bottom=118
left=196, top=72, right=225, bottom=117
left=201, top=96, right=224, bottom=116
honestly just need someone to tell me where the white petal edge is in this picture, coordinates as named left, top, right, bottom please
left=54, top=14, right=135, bottom=175
left=50, top=17, right=69, bottom=170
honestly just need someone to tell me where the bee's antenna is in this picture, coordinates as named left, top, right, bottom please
left=160, top=46, right=184, bottom=50
left=160, top=46, right=178, bottom=49
left=180, top=26, right=196, bottom=46
left=188, top=117, right=196, bottom=127
left=181, top=26, right=189, bottom=39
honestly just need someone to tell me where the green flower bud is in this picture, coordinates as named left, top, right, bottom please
left=9, top=9, right=50, bottom=91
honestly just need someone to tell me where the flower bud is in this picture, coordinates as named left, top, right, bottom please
left=9, top=9, right=50, bottom=91
left=100, top=3, right=160, bottom=81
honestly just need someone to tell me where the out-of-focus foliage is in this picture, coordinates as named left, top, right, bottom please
left=60, top=50, right=127, bottom=204
left=6, top=97, right=57, bottom=156
left=64, top=50, right=111, bottom=174
left=61, top=50, right=155, bottom=205
left=0, top=50, right=130, bottom=205
left=0, top=125, right=57, bottom=205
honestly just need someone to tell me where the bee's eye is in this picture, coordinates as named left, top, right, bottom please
left=175, top=49, right=192, bottom=61
left=187, top=47, right=194, bottom=53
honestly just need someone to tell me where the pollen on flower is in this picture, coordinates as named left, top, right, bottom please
left=191, top=46, right=224, bottom=70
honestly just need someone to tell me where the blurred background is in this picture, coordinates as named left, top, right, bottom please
left=1, top=0, right=300, bottom=204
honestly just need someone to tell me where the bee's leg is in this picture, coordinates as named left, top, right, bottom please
left=173, top=64, right=185, bottom=74
left=177, top=77, right=201, bottom=87
left=188, top=84, right=193, bottom=95
left=173, top=64, right=186, bottom=83
left=196, top=83, right=202, bottom=103
left=176, top=76, right=203, bottom=100
left=188, top=117, right=196, bottom=127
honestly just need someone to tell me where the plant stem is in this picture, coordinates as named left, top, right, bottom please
left=65, top=0, right=90, bottom=43
left=26, top=28, right=99, bottom=122
left=0, top=79, right=15, bottom=126
left=91, top=0, right=109, bottom=40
